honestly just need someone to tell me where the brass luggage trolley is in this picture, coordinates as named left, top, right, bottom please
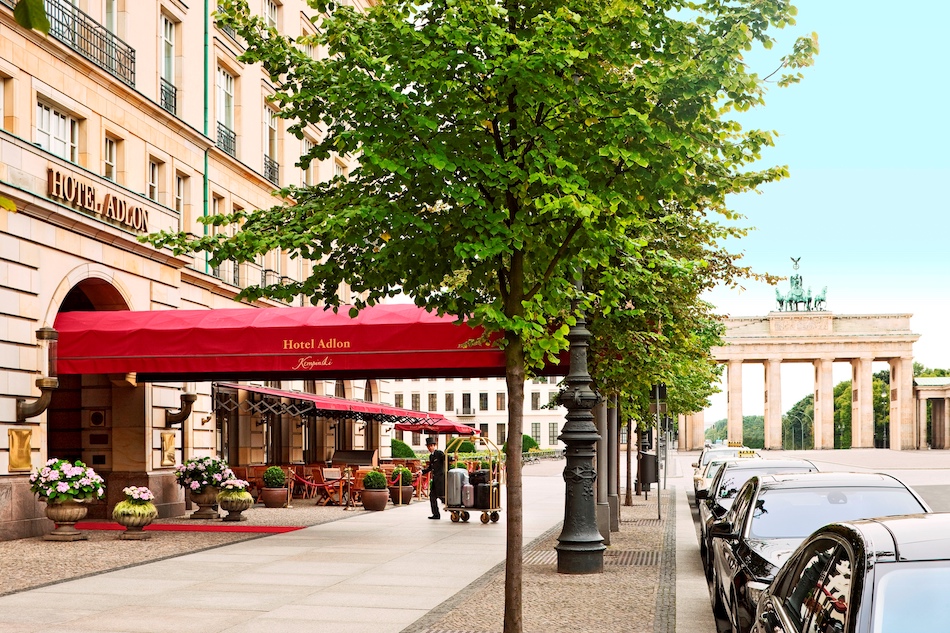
left=444, top=435, right=504, bottom=524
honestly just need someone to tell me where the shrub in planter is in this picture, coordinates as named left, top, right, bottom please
left=389, top=466, right=414, bottom=505
left=391, top=466, right=413, bottom=486
left=391, top=438, right=416, bottom=458
left=456, top=440, right=476, bottom=454
left=361, top=469, right=389, bottom=511
left=260, top=466, right=288, bottom=508
left=362, top=470, right=387, bottom=489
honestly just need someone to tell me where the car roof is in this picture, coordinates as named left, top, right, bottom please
left=757, top=472, right=909, bottom=490
left=820, top=514, right=950, bottom=562
left=721, top=458, right=815, bottom=471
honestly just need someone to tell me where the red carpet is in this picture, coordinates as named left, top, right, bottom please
left=75, top=522, right=303, bottom=533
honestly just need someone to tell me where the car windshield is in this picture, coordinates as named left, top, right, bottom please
left=701, top=449, right=742, bottom=467
left=705, top=461, right=726, bottom=480
left=716, top=467, right=816, bottom=501
left=748, top=487, right=926, bottom=539
left=872, top=563, right=950, bottom=633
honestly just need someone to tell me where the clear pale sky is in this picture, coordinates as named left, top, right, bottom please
left=703, top=1, right=950, bottom=424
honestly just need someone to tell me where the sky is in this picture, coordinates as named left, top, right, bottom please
left=702, top=1, right=950, bottom=424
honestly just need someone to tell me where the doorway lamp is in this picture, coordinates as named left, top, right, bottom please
left=16, top=326, right=59, bottom=423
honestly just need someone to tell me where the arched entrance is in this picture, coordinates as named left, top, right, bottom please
left=47, top=278, right=136, bottom=517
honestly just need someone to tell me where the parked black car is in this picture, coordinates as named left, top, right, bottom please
left=708, top=472, right=930, bottom=633
left=698, top=458, right=818, bottom=578
left=754, top=512, right=950, bottom=633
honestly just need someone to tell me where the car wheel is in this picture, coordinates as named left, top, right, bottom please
left=711, top=571, right=727, bottom=618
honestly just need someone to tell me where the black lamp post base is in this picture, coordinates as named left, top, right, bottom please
left=556, top=542, right=606, bottom=574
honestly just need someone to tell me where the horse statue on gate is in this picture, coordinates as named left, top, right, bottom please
left=784, top=274, right=808, bottom=311
left=775, top=287, right=786, bottom=311
left=813, top=286, right=827, bottom=311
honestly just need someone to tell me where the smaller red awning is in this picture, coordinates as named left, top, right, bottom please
left=394, top=419, right=477, bottom=435
left=218, top=382, right=445, bottom=423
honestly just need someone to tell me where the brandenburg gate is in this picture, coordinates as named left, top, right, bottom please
left=681, top=312, right=919, bottom=450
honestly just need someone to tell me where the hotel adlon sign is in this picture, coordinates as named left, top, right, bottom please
left=47, top=167, right=149, bottom=232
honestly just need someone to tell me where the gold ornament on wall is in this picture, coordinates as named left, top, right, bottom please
left=8, top=429, right=33, bottom=471
left=161, top=432, right=176, bottom=466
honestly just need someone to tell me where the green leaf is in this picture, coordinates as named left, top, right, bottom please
left=14, top=0, right=50, bottom=34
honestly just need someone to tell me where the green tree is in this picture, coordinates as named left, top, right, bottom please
left=783, top=394, right=814, bottom=450
left=704, top=416, right=763, bottom=448
left=147, top=2, right=816, bottom=629
left=833, top=380, right=852, bottom=449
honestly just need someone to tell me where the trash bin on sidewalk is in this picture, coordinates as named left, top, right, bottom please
left=637, top=451, right=658, bottom=492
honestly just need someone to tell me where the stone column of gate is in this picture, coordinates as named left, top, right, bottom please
left=917, top=397, right=930, bottom=449
left=764, top=359, right=783, bottom=449
left=941, top=399, right=950, bottom=449
left=813, top=358, right=835, bottom=449
left=727, top=360, right=743, bottom=444
left=691, top=411, right=705, bottom=451
left=889, top=357, right=915, bottom=450
left=850, top=358, right=874, bottom=448
left=931, top=398, right=944, bottom=449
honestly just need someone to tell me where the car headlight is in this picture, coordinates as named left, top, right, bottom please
left=746, top=580, right=769, bottom=607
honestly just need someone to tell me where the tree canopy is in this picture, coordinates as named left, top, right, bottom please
left=146, top=1, right=816, bottom=629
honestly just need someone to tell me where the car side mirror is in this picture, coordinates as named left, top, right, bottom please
left=695, top=489, right=708, bottom=500
left=691, top=462, right=698, bottom=468
left=709, top=520, right=738, bottom=540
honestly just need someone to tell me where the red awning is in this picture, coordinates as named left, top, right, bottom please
left=53, top=303, right=570, bottom=381
left=217, top=382, right=444, bottom=422
left=394, top=419, right=477, bottom=435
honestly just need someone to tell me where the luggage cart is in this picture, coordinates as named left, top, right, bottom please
left=444, top=435, right=504, bottom=524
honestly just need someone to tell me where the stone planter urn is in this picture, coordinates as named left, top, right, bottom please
left=360, top=488, right=389, bottom=511
left=218, top=492, right=254, bottom=521
left=388, top=485, right=414, bottom=506
left=44, top=499, right=89, bottom=541
left=113, top=503, right=158, bottom=540
left=189, top=487, right=220, bottom=519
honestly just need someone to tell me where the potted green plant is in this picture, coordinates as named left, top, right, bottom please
left=29, top=458, right=105, bottom=541
left=260, top=466, right=287, bottom=508
left=217, top=478, right=254, bottom=521
left=112, top=486, right=158, bottom=539
left=360, top=469, right=389, bottom=511
left=388, top=465, right=414, bottom=505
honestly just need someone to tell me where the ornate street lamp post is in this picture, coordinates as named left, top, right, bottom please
left=555, top=279, right=605, bottom=574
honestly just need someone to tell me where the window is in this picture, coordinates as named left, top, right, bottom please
left=264, top=105, right=279, bottom=184
left=461, top=393, right=472, bottom=414
left=334, top=160, right=347, bottom=180
left=265, top=0, right=278, bottom=29
left=394, top=393, right=403, bottom=408
left=549, top=423, right=558, bottom=445
left=782, top=541, right=839, bottom=631
left=497, top=424, right=506, bottom=445
left=479, top=392, right=488, bottom=411
left=160, top=15, right=177, bottom=114
left=147, top=160, right=160, bottom=201
left=412, top=432, right=421, bottom=445
left=444, top=393, right=454, bottom=411
left=411, top=393, right=420, bottom=411
left=103, top=137, right=117, bottom=181
left=0, top=77, right=7, bottom=131
left=395, top=430, right=403, bottom=442
left=496, top=392, right=506, bottom=411
left=36, top=103, right=78, bottom=162
left=104, top=0, right=116, bottom=33
left=428, top=393, right=437, bottom=411
left=480, top=424, right=488, bottom=437
left=531, top=423, right=541, bottom=444
left=216, top=67, right=235, bottom=155
left=301, top=138, right=315, bottom=186
left=531, top=392, right=541, bottom=411
left=174, top=173, right=187, bottom=214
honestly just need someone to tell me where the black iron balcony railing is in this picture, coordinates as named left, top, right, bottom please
left=216, top=6, right=238, bottom=40
left=160, top=78, right=177, bottom=115
left=216, top=122, right=236, bottom=156
left=264, top=155, right=279, bottom=185
left=14, top=0, right=137, bottom=87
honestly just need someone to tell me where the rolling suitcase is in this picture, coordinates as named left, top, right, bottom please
left=469, top=469, right=490, bottom=487
left=475, top=482, right=491, bottom=509
left=447, top=468, right=469, bottom=506
left=462, top=483, right=475, bottom=507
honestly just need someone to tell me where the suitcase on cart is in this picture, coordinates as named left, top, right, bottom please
left=475, top=482, right=493, bottom=509
left=462, top=484, right=475, bottom=507
left=447, top=468, right=469, bottom=507
left=470, top=469, right=491, bottom=487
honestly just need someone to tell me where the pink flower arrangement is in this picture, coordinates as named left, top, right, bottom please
left=122, top=486, right=155, bottom=505
left=29, top=458, right=105, bottom=503
left=174, top=456, right=233, bottom=494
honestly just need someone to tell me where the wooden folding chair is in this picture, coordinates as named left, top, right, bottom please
left=312, top=468, right=344, bottom=505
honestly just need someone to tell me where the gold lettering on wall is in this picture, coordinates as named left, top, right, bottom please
left=282, top=338, right=351, bottom=350
left=161, top=432, right=176, bottom=466
left=47, top=168, right=149, bottom=233
left=8, top=429, right=33, bottom=471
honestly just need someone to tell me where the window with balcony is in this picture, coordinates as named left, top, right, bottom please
left=264, top=105, right=279, bottom=185
left=103, top=136, right=117, bottom=181
left=530, top=392, right=541, bottom=411
left=444, top=393, right=454, bottom=412
left=160, top=15, right=177, bottom=115
left=41, top=0, right=135, bottom=86
left=460, top=393, right=473, bottom=415
left=496, top=392, right=505, bottom=411
left=36, top=102, right=78, bottom=162
left=216, top=67, right=235, bottom=156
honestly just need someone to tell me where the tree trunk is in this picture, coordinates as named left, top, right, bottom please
left=503, top=333, right=525, bottom=633
left=635, top=426, right=643, bottom=496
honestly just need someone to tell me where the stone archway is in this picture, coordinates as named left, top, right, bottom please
left=694, top=312, right=919, bottom=450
